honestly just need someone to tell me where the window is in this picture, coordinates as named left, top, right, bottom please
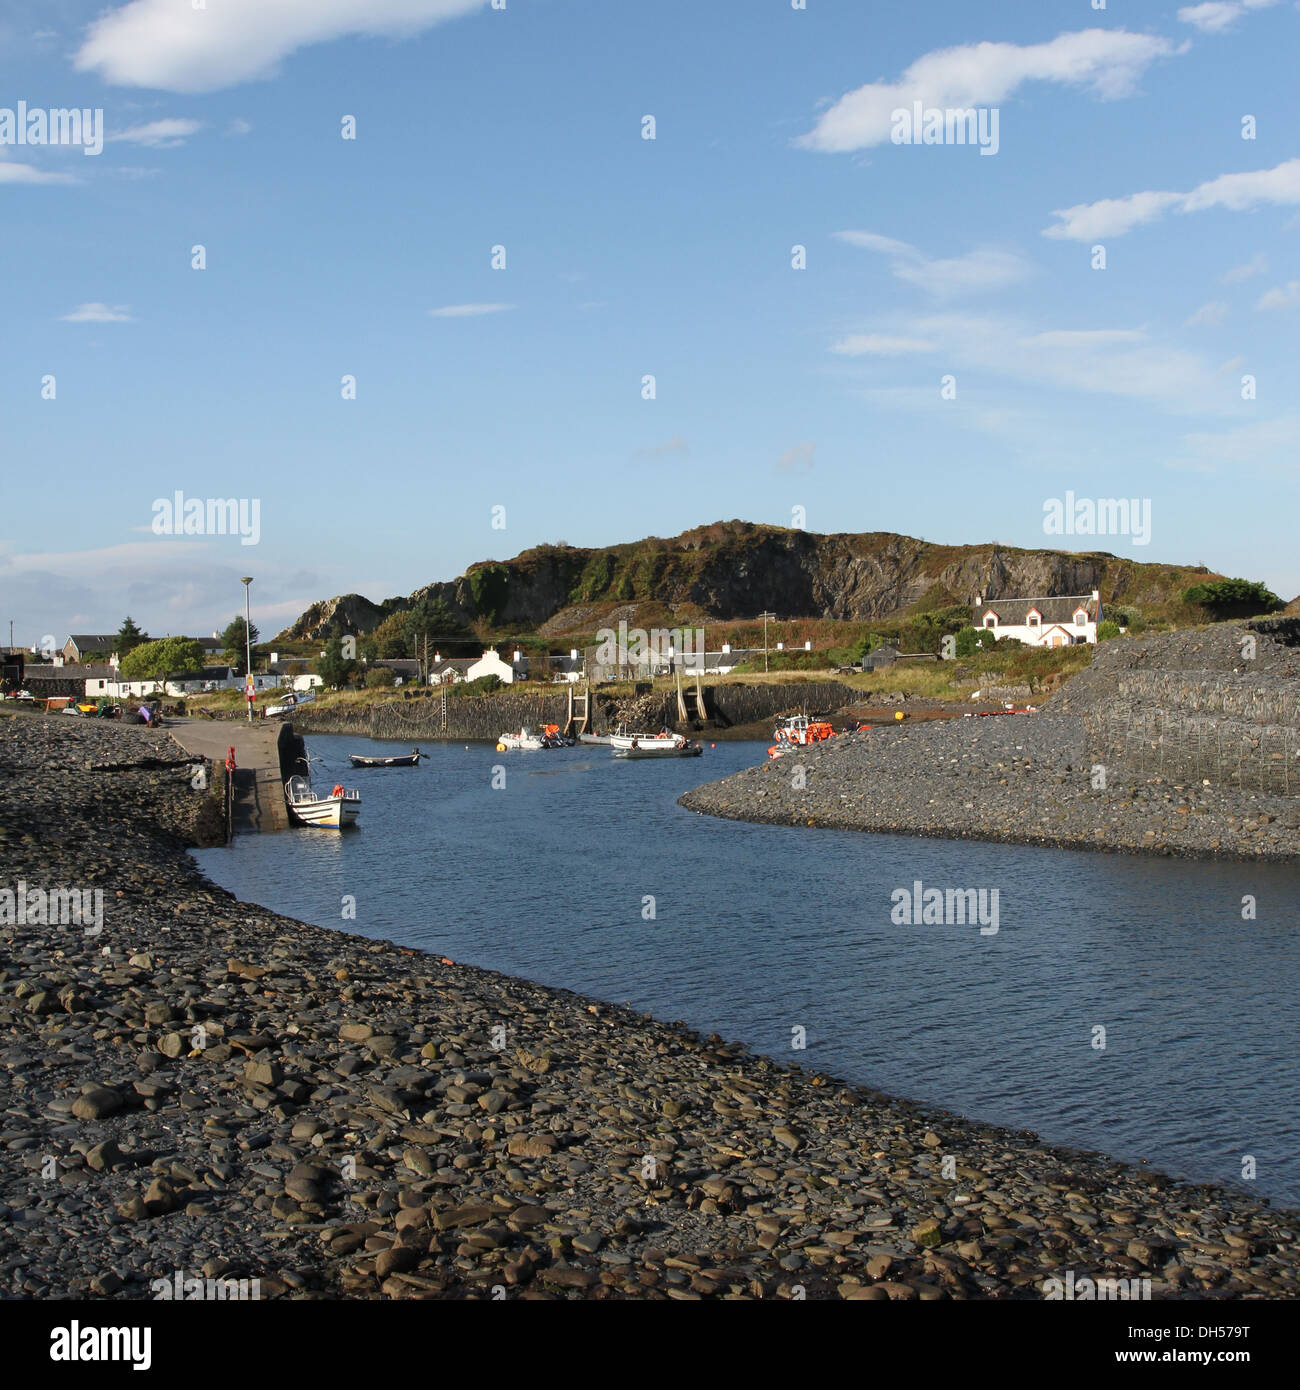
left=1026, top=610, right=1041, bottom=626
left=1074, top=610, right=1089, bottom=625
left=984, top=613, right=997, bottom=627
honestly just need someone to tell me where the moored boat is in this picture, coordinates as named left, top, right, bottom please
left=348, top=749, right=425, bottom=768
left=608, top=727, right=682, bottom=752
left=767, top=713, right=836, bottom=758
left=612, top=739, right=703, bottom=759
left=497, top=728, right=545, bottom=751
left=284, top=774, right=360, bottom=828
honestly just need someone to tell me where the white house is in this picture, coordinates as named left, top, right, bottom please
left=465, top=649, right=528, bottom=684
left=974, top=591, right=1100, bottom=647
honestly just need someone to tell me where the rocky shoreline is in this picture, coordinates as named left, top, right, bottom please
left=678, top=712, right=1300, bottom=861
left=2, top=716, right=1298, bottom=1301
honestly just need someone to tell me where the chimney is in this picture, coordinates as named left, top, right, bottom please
left=570, top=648, right=577, bottom=660
left=722, top=642, right=731, bottom=654
left=804, top=640, right=812, bottom=650
left=776, top=641, right=785, bottom=651
left=513, top=650, right=522, bottom=663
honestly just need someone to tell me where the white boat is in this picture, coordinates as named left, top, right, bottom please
left=608, top=728, right=683, bottom=752
left=612, top=739, right=703, bottom=759
left=266, top=690, right=317, bottom=718
left=496, top=727, right=545, bottom=751
left=284, top=774, right=360, bottom=828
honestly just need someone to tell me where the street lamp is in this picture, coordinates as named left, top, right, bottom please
left=240, top=577, right=253, bottom=722
left=758, top=612, right=776, bottom=673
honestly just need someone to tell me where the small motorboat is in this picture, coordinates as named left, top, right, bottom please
left=284, top=775, right=360, bottom=828
left=266, top=690, right=317, bottom=718
left=578, top=732, right=613, bottom=745
left=497, top=727, right=545, bottom=751
left=348, top=749, right=426, bottom=768
left=539, top=724, right=575, bottom=748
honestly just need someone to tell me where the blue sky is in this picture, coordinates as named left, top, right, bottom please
left=2, top=0, right=1299, bottom=645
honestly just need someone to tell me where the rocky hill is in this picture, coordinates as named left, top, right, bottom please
left=276, top=520, right=1221, bottom=641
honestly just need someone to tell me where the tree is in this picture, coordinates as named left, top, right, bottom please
left=115, top=617, right=147, bottom=658
left=220, top=616, right=259, bottom=673
left=1182, top=578, right=1282, bottom=618
left=367, top=611, right=410, bottom=659
left=318, top=635, right=358, bottom=689
left=118, top=637, right=207, bottom=688
left=365, top=666, right=396, bottom=688
left=403, top=596, right=468, bottom=655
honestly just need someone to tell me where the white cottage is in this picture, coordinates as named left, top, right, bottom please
left=974, top=591, right=1100, bottom=647
left=465, top=649, right=529, bottom=684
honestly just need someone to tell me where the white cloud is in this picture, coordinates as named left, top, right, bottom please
left=775, top=441, right=815, bottom=473
left=0, top=158, right=77, bottom=185
left=76, top=0, right=488, bottom=93
left=226, top=117, right=253, bottom=137
left=59, top=303, right=133, bottom=322
left=830, top=334, right=938, bottom=356
left=834, top=230, right=1032, bottom=298
left=1023, top=329, right=1148, bottom=348
left=1165, top=415, right=1300, bottom=475
left=635, top=434, right=688, bottom=459
left=1224, top=251, right=1269, bottom=282
left=428, top=302, right=514, bottom=318
left=1044, top=190, right=1182, bottom=241
left=798, top=29, right=1176, bottom=153
left=1178, top=1, right=1280, bottom=34
left=1044, top=158, right=1300, bottom=239
left=1257, top=280, right=1300, bottom=309
left=835, top=311, right=1229, bottom=412
left=1186, top=300, right=1229, bottom=326
left=108, top=117, right=202, bottom=147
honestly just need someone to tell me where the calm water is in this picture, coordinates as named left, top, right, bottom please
left=194, top=734, right=1300, bottom=1207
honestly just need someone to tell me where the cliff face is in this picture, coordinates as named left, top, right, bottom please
left=276, top=521, right=1218, bottom=640
left=279, top=594, right=385, bottom=641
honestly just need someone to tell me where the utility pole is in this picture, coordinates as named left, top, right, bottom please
left=759, top=612, right=776, bottom=673
left=423, top=632, right=428, bottom=685
left=241, top=576, right=254, bottom=722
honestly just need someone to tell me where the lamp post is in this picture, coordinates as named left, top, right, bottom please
left=240, top=577, right=253, bottom=722
left=758, top=612, right=776, bottom=673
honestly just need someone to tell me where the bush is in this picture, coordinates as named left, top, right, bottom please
left=365, top=667, right=396, bottom=688
left=457, top=674, right=502, bottom=696
left=1096, top=620, right=1121, bottom=640
left=1182, top=578, right=1282, bottom=616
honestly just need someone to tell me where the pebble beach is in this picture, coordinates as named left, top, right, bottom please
left=2, top=716, right=1298, bottom=1301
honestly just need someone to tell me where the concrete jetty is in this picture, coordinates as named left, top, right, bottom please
left=167, top=717, right=293, bottom=832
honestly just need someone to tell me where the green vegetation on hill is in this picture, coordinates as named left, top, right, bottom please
left=277, top=520, right=1246, bottom=656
